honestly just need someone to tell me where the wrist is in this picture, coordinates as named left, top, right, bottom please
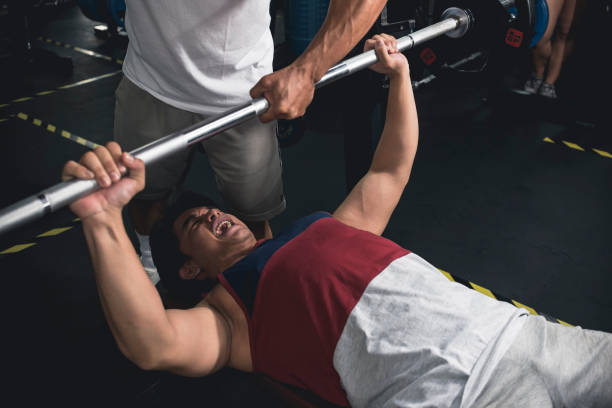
left=81, top=207, right=124, bottom=229
left=292, top=52, right=325, bottom=83
left=388, top=66, right=410, bottom=82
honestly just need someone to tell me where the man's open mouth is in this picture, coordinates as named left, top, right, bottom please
left=215, top=219, right=233, bottom=236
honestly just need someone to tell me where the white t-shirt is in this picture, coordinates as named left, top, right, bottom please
left=122, top=0, right=273, bottom=115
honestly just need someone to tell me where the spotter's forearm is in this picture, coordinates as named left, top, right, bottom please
left=295, top=0, right=387, bottom=82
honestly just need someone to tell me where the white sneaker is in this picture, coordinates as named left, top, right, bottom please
left=538, top=82, right=558, bottom=99
left=140, top=251, right=160, bottom=285
left=136, top=233, right=160, bottom=285
left=523, top=74, right=543, bottom=94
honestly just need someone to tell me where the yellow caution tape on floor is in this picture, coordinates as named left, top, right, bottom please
left=592, top=149, right=612, bottom=159
left=562, top=140, right=585, bottom=151
left=0, top=71, right=121, bottom=110
left=38, top=36, right=124, bottom=66
left=15, top=112, right=101, bottom=150
left=469, top=282, right=496, bottom=299
left=511, top=300, right=538, bottom=316
left=544, top=137, right=610, bottom=160
left=12, top=97, right=33, bottom=103
left=37, top=227, right=73, bottom=237
left=1, top=243, right=37, bottom=254
left=437, top=267, right=572, bottom=326
left=1, top=219, right=81, bottom=255
left=438, top=269, right=455, bottom=282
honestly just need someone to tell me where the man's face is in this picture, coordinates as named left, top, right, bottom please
left=173, top=206, right=256, bottom=277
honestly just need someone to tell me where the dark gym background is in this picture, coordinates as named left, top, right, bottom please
left=0, top=1, right=610, bottom=406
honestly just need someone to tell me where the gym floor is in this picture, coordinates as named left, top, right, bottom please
left=0, top=3, right=610, bottom=407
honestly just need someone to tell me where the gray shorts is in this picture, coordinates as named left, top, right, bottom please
left=114, top=77, right=285, bottom=222
left=471, top=315, right=612, bottom=408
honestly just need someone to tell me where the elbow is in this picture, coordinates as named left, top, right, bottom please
left=132, top=353, right=163, bottom=371
left=111, top=320, right=178, bottom=371
left=118, top=342, right=168, bottom=371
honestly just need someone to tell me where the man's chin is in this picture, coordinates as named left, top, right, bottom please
left=225, top=224, right=253, bottom=243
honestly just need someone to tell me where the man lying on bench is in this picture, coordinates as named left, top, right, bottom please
left=62, top=35, right=611, bottom=407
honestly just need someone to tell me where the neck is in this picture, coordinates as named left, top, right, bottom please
left=214, top=240, right=258, bottom=276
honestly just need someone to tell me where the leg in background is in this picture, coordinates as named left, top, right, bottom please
left=114, top=77, right=198, bottom=284
left=531, top=40, right=551, bottom=79
left=129, top=198, right=168, bottom=285
left=543, top=0, right=577, bottom=85
left=525, top=0, right=566, bottom=93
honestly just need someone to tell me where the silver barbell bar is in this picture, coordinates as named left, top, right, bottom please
left=0, top=8, right=471, bottom=236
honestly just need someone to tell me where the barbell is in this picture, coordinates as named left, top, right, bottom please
left=0, top=0, right=538, bottom=236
